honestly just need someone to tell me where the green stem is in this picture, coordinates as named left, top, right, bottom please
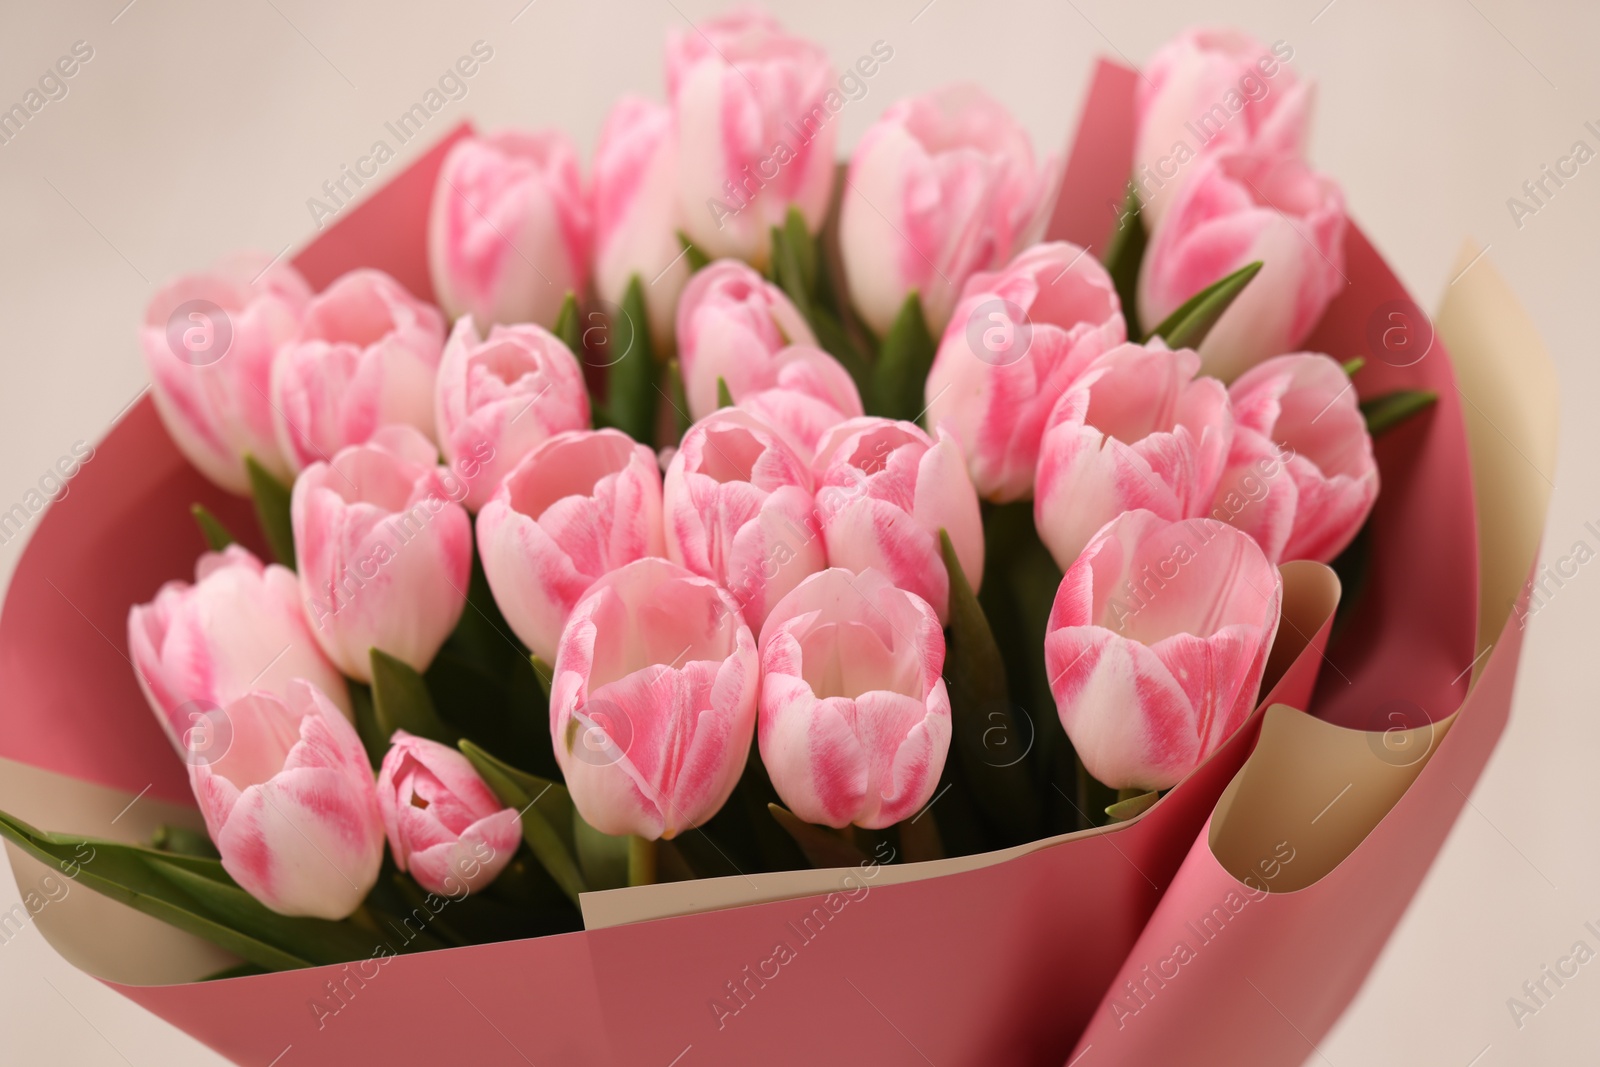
left=628, top=835, right=658, bottom=887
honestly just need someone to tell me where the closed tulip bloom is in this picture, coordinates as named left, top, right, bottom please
left=840, top=83, right=1055, bottom=338
left=758, top=568, right=951, bottom=829
left=732, top=344, right=864, bottom=461
left=551, top=557, right=759, bottom=839
left=1035, top=340, right=1233, bottom=571
left=676, top=259, right=817, bottom=422
left=190, top=680, right=384, bottom=920
left=1045, top=510, right=1281, bottom=792
left=924, top=242, right=1126, bottom=502
left=434, top=315, right=590, bottom=511
left=811, top=417, right=984, bottom=622
left=428, top=128, right=590, bottom=329
left=1139, top=148, right=1346, bottom=382
left=476, top=429, right=665, bottom=664
left=1210, top=353, right=1378, bottom=563
left=377, top=731, right=522, bottom=897
left=669, top=9, right=837, bottom=264
left=593, top=97, right=687, bottom=354
left=1134, top=29, right=1312, bottom=227
left=140, top=252, right=312, bottom=493
left=664, top=409, right=826, bottom=626
left=271, top=269, right=447, bottom=474
left=291, top=425, right=472, bottom=682
left=128, top=545, right=351, bottom=754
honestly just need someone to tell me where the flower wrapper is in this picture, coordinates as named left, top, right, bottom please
left=0, top=60, right=1550, bottom=1066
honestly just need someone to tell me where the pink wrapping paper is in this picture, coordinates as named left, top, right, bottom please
left=0, top=61, right=1536, bottom=1067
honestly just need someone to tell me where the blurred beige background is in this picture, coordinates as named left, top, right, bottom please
left=0, top=0, right=1595, bottom=1063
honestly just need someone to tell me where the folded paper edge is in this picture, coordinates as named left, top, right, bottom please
left=1202, top=246, right=1558, bottom=890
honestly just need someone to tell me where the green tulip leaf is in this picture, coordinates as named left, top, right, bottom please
left=459, top=739, right=586, bottom=906
left=677, top=231, right=710, bottom=274
left=150, top=823, right=220, bottom=860
left=870, top=291, right=937, bottom=424
left=573, top=815, right=630, bottom=892
left=1144, top=261, right=1263, bottom=351
left=602, top=274, right=658, bottom=445
left=940, top=529, right=1041, bottom=844
left=553, top=291, right=582, bottom=355
left=190, top=504, right=236, bottom=552
left=666, top=358, right=693, bottom=438
left=1101, top=180, right=1146, bottom=338
left=783, top=206, right=818, bottom=297
left=0, top=809, right=380, bottom=971
left=243, top=454, right=295, bottom=570
left=1105, top=790, right=1160, bottom=823
left=369, top=649, right=457, bottom=747
left=1361, top=389, right=1438, bottom=435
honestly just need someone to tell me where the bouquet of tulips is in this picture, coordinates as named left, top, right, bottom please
left=0, top=13, right=1429, bottom=980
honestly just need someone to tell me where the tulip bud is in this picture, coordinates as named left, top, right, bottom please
left=840, top=83, right=1055, bottom=338
left=434, top=315, right=590, bottom=511
left=428, top=128, right=590, bottom=329
left=758, top=568, right=951, bottom=829
left=1035, top=340, right=1233, bottom=571
left=925, top=242, right=1126, bottom=502
left=140, top=252, right=311, bottom=493
left=676, top=259, right=817, bottom=423
left=1133, top=29, right=1312, bottom=228
left=377, top=731, right=522, bottom=897
left=128, top=545, right=351, bottom=754
left=476, top=429, right=666, bottom=664
left=551, top=557, right=759, bottom=839
left=664, top=409, right=826, bottom=627
left=271, top=269, right=447, bottom=474
left=669, top=9, right=837, bottom=264
left=291, top=425, right=472, bottom=682
left=189, top=680, right=384, bottom=919
left=731, top=344, right=864, bottom=461
left=1138, top=148, right=1346, bottom=382
left=1210, top=353, right=1378, bottom=563
left=811, top=417, right=984, bottom=622
left=1045, top=510, right=1281, bottom=792
left=593, top=97, right=687, bottom=354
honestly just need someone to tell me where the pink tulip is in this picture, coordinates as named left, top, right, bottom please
left=434, top=315, right=590, bottom=511
left=592, top=97, right=687, bottom=354
left=291, top=425, right=472, bottom=682
left=1034, top=340, right=1233, bottom=571
left=1134, top=30, right=1311, bottom=227
left=840, top=83, right=1056, bottom=338
left=676, top=259, right=818, bottom=422
left=476, top=429, right=666, bottom=664
left=128, top=545, right=351, bottom=755
left=731, top=344, right=864, bottom=461
left=377, top=731, right=522, bottom=897
left=550, top=557, right=759, bottom=839
left=664, top=409, right=826, bottom=627
left=1210, top=352, right=1378, bottom=563
left=140, top=252, right=311, bottom=493
left=1139, top=148, right=1346, bottom=382
left=1045, top=510, right=1281, bottom=792
left=189, top=680, right=384, bottom=919
left=811, top=416, right=984, bottom=622
left=669, top=9, right=838, bottom=264
left=271, top=269, right=446, bottom=474
left=758, top=568, right=951, bottom=829
left=427, top=128, right=590, bottom=329
left=924, top=242, right=1126, bottom=502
